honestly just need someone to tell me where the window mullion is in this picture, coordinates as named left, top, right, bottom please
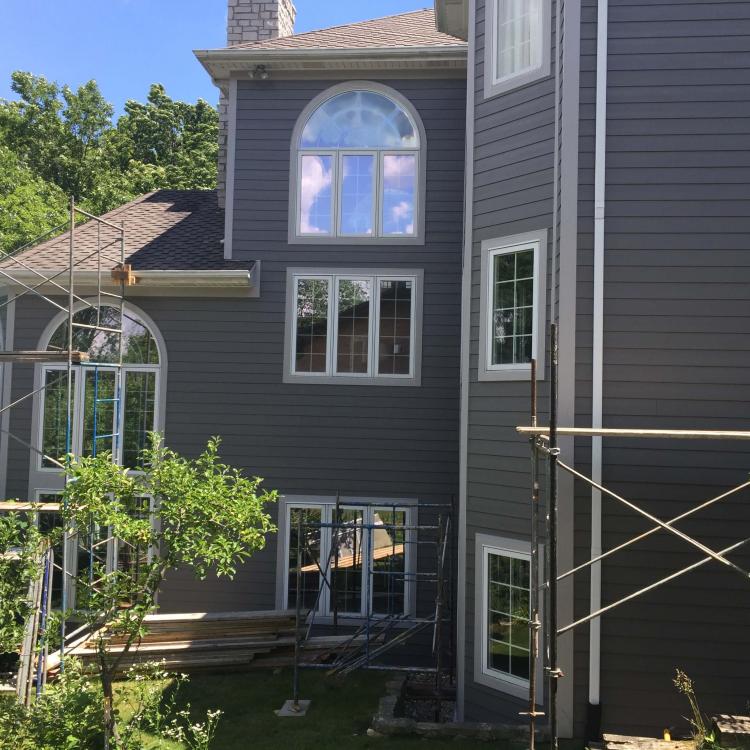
left=334, top=153, right=341, bottom=238
left=326, top=276, right=335, bottom=376
left=369, top=275, right=378, bottom=377
left=374, top=151, right=382, bottom=237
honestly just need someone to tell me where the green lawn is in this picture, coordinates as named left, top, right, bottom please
left=118, top=668, right=484, bottom=750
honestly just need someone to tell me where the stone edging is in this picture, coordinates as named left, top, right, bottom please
left=371, top=676, right=545, bottom=743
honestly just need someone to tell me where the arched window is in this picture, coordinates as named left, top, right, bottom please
left=37, top=304, right=163, bottom=472
left=292, top=84, right=425, bottom=242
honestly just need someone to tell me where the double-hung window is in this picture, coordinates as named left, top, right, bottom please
left=283, top=499, right=413, bottom=617
left=285, top=269, right=422, bottom=385
left=485, top=0, right=551, bottom=98
left=291, top=85, right=425, bottom=243
left=475, top=534, right=542, bottom=699
left=479, top=230, right=547, bottom=381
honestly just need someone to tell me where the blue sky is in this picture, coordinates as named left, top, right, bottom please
left=1, top=0, right=424, bottom=117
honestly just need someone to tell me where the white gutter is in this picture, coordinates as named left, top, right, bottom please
left=194, top=45, right=468, bottom=79
left=455, top=0, right=476, bottom=721
left=590, top=0, right=609, bottom=710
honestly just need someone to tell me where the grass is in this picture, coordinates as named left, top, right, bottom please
left=116, top=668, right=484, bottom=750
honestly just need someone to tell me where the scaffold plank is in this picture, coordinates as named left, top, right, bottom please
left=518, top=426, right=750, bottom=441
left=0, top=350, right=89, bottom=364
left=0, top=502, right=61, bottom=512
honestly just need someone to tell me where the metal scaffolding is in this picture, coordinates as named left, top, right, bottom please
left=288, top=499, right=454, bottom=718
left=0, top=198, right=134, bottom=703
left=519, top=324, right=750, bottom=749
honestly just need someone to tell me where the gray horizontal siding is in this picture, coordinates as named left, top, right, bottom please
left=463, top=0, right=559, bottom=723
left=161, top=77, right=466, bottom=613
left=2, top=77, right=465, bottom=616
left=574, top=0, right=750, bottom=737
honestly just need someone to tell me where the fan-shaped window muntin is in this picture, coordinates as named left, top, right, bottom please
left=38, top=305, right=162, bottom=471
left=294, top=87, right=422, bottom=240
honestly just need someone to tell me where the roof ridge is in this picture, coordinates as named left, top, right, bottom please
left=226, top=7, right=435, bottom=49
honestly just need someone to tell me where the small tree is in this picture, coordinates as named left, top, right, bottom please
left=61, top=434, right=277, bottom=747
left=0, top=513, right=41, bottom=658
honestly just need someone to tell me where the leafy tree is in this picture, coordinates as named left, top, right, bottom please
left=0, top=145, right=69, bottom=254
left=0, top=72, right=219, bottom=251
left=110, top=84, right=218, bottom=191
left=0, top=513, right=42, bottom=656
left=60, top=434, right=277, bottom=747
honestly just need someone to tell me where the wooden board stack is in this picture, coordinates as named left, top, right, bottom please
left=54, top=610, right=360, bottom=674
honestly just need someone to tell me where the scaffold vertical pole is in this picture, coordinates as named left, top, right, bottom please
left=293, top=511, right=303, bottom=711
left=527, top=357, right=542, bottom=749
left=548, top=324, right=560, bottom=750
left=60, top=196, right=75, bottom=669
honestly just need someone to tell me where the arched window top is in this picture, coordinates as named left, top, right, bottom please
left=291, top=84, right=425, bottom=242
left=300, top=90, right=419, bottom=150
left=48, top=306, right=160, bottom=365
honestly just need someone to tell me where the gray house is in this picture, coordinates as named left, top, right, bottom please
left=2, top=0, right=750, bottom=741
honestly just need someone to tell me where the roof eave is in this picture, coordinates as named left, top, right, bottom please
left=434, top=0, right=469, bottom=41
left=194, top=45, right=467, bottom=80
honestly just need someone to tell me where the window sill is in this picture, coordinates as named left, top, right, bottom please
left=478, top=366, right=542, bottom=383
left=287, top=234, right=425, bottom=246
left=483, top=67, right=551, bottom=101
left=474, top=668, right=533, bottom=701
left=283, top=373, right=421, bottom=387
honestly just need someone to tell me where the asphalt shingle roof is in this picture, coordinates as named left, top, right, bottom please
left=0, top=190, right=240, bottom=272
left=227, top=9, right=465, bottom=51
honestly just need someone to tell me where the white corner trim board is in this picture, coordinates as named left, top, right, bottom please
left=590, top=0, right=609, bottom=711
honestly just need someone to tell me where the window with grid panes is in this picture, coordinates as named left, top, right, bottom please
left=491, top=248, right=534, bottom=366
left=486, top=548, right=531, bottom=682
left=291, top=273, right=416, bottom=381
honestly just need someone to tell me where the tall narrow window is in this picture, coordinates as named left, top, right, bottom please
left=288, top=271, right=420, bottom=383
left=476, top=535, right=539, bottom=699
left=491, top=249, right=534, bottom=366
left=479, top=231, right=546, bottom=381
left=299, top=154, right=334, bottom=235
left=331, top=507, right=365, bottom=614
left=486, top=550, right=530, bottom=681
left=377, top=279, right=413, bottom=375
left=486, top=0, right=550, bottom=98
left=339, top=155, right=375, bottom=236
left=41, top=370, right=74, bottom=468
left=295, top=278, right=330, bottom=374
left=336, top=279, right=371, bottom=375
left=287, top=506, right=323, bottom=610
left=371, top=508, right=406, bottom=615
left=293, top=86, right=423, bottom=241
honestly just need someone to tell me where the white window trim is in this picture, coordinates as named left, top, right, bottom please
left=283, top=267, right=423, bottom=386
left=474, top=533, right=544, bottom=702
left=478, top=229, right=547, bottom=382
left=275, top=495, right=418, bottom=620
left=484, top=0, right=552, bottom=100
left=27, top=301, right=167, bottom=497
left=288, top=81, right=427, bottom=246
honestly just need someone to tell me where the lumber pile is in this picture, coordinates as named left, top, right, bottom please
left=713, top=715, right=750, bottom=749
left=594, top=734, right=695, bottom=750
left=59, top=610, right=359, bottom=674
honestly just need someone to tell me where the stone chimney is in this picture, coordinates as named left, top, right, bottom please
left=218, top=0, right=296, bottom=208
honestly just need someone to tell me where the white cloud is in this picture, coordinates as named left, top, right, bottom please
left=300, top=156, right=333, bottom=234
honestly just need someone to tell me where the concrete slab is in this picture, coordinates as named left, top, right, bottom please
left=275, top=699, right=311, bottom=717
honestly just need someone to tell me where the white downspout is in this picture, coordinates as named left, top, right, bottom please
left=590, top=0, right=609, bottom=710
